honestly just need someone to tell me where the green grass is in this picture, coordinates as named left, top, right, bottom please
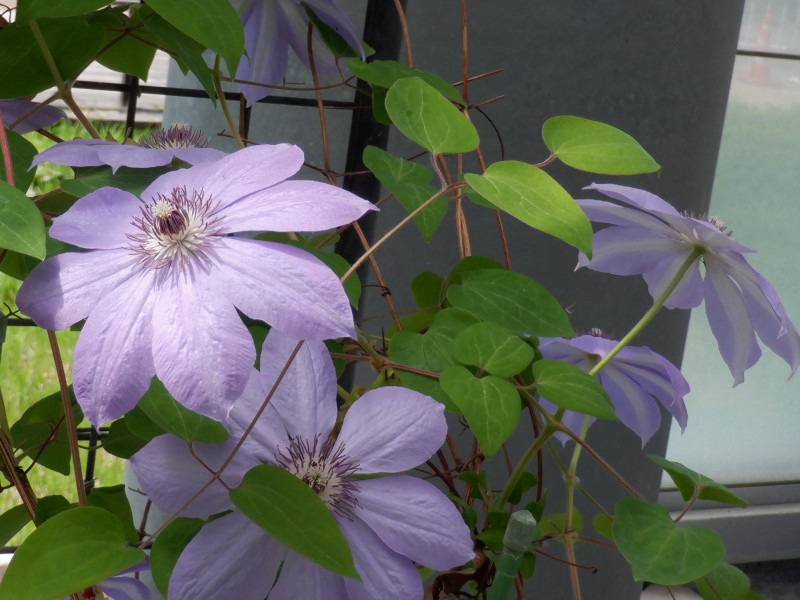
left=0, top=120, right=155, bottom=543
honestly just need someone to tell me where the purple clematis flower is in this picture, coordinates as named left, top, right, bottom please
left=62, top=559, right=150, bottom=600
left=130, top=332, right=474, bottom=600
left=538, top=331, right=689, bottom=445
left=576, top=183, right=800, bottom=386
left=232, top=0, right=363, bottom=105
left=16, top=143, right=375, bottom=427
left=0, top=98, right=66, bottom=134
left=31, top=124, right=226, bottom=173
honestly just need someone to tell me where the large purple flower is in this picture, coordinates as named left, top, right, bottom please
left=232, top=0, right=363, bottom=105
left=538, top=332, right=689, bottom=445
left=31, top=124, right=226, bottom=173
left=16, top=143, right=375, bottom=427
left=0, top=98, right=66, bottom=134
left=130, top=332, right=474, bottom=600
left=576, top=183, right=800, bottom=385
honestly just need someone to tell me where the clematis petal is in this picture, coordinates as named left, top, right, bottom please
left=226, top=369, right=288, bottom=464
left=703, top=260, right=762, bottom=385
left=152, top=269, right=255, bottom=422
left=172, top=146, right=227, bottom=164
left=49, top=187, right=142, bottom=249
left=355, top=476, right=474, bottom=570
left=236, top=0, right=290, bottom=105
left=642, top=251, right=705, bottom=309
left=585, top=183, right=683, bottom=217
left=131, top=435, right=257, bottom=518
left=339, top=516, right=423, bottom=600
left=576, top=226, right=689, bottom=275
left=73, top=275, right=156, bottom=427
left=598, top=366, right=663, bottom=445
left=98, top=574, right=151, bottom=600
left=1, top=98, right=65, bottom=134
left=169, top=512, right=283, bottom=600
left=211, top=237, right=355, bottom=340
left=300, top=0, right=364, bottom=58
left=217, top=180, right=375, bottom=234
left=268, top=551, right=348, bottom=600
left=338, top=387, right=446, bottom=473
left=282, top=0, right=344, bottom=74
left=577, top=199, right=679, bottom=233
left=15, top=249, right=139, bottom=331
left=256, top=331, right=337, bottom=441
left=88, top=145, right=173, bottom=172
left=31, top=139, right=119, bottom=169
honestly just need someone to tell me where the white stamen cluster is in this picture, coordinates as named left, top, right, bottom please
left=128, top=186, right=221, bottom=269
left=138, top=123, right=211, bottom=150
left=276, top=436, right=360, bottom=519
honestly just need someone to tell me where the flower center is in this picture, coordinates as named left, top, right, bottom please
left=138, top=123, right=211, bottom=150
left=277, top=436, right=360, bottom=518
left=128, top=186, right=222, bottom=269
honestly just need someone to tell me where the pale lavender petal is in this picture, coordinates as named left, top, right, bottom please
left=585, top=183, right=682, bottom=217
left=257, top=331, right=337, bottom=440
left=641, top=252, right=705, bottom=309
left=169, top=512, right=283, bottom=600
left=31, top=139, right=120, bottom=168
left=131, top=434, right=257, bottom=518
left=49, top=187, right=142, bottom=249
left=89, top=145, right=174, bottom=172
left=218, top=180, right=376, bottom=234
left=283, top=0, right=345, bottom=74
left=338, top=387, right=446, bottom=473
left=717, top=253, right=800, bottom=376
left=141, top=144, right=303, bottom=208
left=577, top=199, right=678, bottom=232
left=172, top=147, right=227, bottom=164
left=73, top=275, right=156, bottom=426
left=598, top=366, right=663, bottom=445
left=537, top=338, right=594, bottom=369
left=301, top=0, right=364, bottom=58
left=537, top=397, right=591, bottom=445
left=1, top=99, right=65, bottom=134
left=226, top=369, right=287, bottom=464
left=576, top=226, right=688, bottom=275
left=15, top=249, right=139, bottom=330
left=100, top=574, right=150, bottom=600
left=355, top=476, right=474, bottom=570
left=236, top=0, right=289, bottom=105
left=210, top=237, right=355, bottom=339
left=703, top=261, right=762, bottom=385
left=268, top=551, right=348, bottom=600
left=152, top=269, right=255, bottom=422
left=340, top=516, right=423, bottom=600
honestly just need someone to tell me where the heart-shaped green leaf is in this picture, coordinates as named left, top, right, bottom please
left=465, top=161, right=592, bottom=256
left=533, top=359, right=616, bottom=420
left=613, top=497, right=724, bottom=585
left=230, top=465, right=359, bottom=580
left=695, top=562, right=751, bottom=600
left=0, top=507, right=145, bottom=600
left=150, top=517, right=205, bottom=597
left=0, top=181, right=46, bottom=259
left=440, top=366, right=521, bottom=457
left=648, top=455, right=747, bottom=507
left=542, top=115, right=660, bottom=175
left=453, top=322, right=534, bottom=377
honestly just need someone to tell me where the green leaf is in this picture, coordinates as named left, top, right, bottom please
left=150, top=517, right=204, bottom=597
left=137, top=378, right=228, bottom=444
left=453, top=322, right=534, bottom=377
left=142, top=12, right=217, bottom=101
left=60, top=165, right=171, bottom=197
left=411, top=271, right=444, bottom=309
left=532, top=359, right=616, bottom=420
left=613, top=497, right=724, bottom=585
left=0, top=181, right=46, bottom=259
left=89, top=9, right=157, bottom=80
left=16, top=0, right=112, bottom=22
left=592, top=513, right=614, bottom=541
left=34, top=495, right=73, bottom=525
left=363, top=145, right=446, bottom=241
left=0, top=16, right=106, bottom=98
left=348, top=59, right=462, bottom=104
left=695, top=562, right=751, bottom=600
left=385, top=77, right=479, bottom=154
left=538, top=510, right=583, bottom=536
left=1, top=130, right=38, bottom=193
left=144, top=0, right=243, bottom=77
left=445, top=255, right=504, bottom=287
left=506, top=472, right=538, bottom=506
left=542, top=115, right=660, bottom=175
left=446, top=269, right=574, bottom=337
left=86, top=485, right=138, bottom=544
left=304, top=5, right=362, bottom=59
left=0, top=507, right=145, bottom=600
left=102, top=417, right=151, bottom=459
left=440, top=366, right=521, bottom=458
left=230, top=465, right=359, bottom=580
left=0, top=505, right=31, bottom=547
left=10, top=386, right=83, bottom=475
left=464, top=161, right=592, bottom=256
left=648, top=455, right=747, bottom=507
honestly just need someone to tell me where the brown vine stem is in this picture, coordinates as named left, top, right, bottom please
left=0, top=432, right=37, bottom=520
left=392, top=0, right=413, bottom=67
left=351, top=222, right=403, bottom=330
left=340, top=183, right=467, bottom=283
left=460, top=0, right=470, bottom=104
left=47, top=331, right=86, bottom=506
left=307, top=22, right=332, bottom=175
